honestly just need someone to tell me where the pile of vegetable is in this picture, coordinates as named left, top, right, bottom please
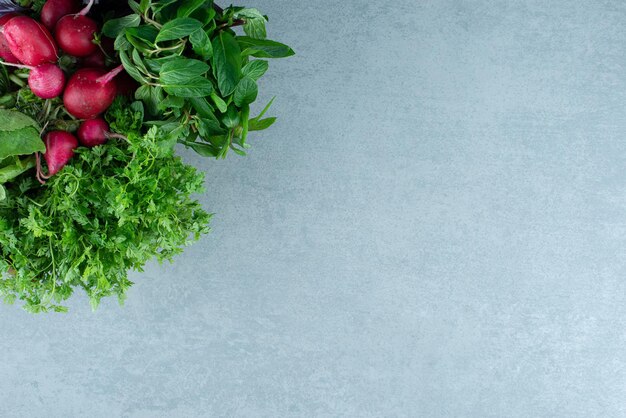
left=0, top=0, right=294, bottom=312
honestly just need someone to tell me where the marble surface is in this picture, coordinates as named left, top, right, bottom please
left=1, top=0, right=625, bottom=416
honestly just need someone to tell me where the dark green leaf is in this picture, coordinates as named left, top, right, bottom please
left=221, top=105, right=240, bottom=129
left=189, top=29, right=212, bottom=60
left=183, top=140, right=220, bottom=157
left=212, top=32, right=242, bottom=96
left=237, top=36, right=295, bottom=58
left=241, top=60, right=268, bottom=81
left=159, top=58, right=213, bottom=97
left=0, top=127, right=45, bottom=160
left=119, top=50, right=147, bottom=83
left=155, top=18, right=203, bottom=43
left=102, top=15, right=141, bottom=38
left=248, top=117, right=276, bottom=131
left=233, top=77, right=258, bottom=107
left=177, top=0, right=205, bottom=17
left=234, top=8, right=267, bottom=39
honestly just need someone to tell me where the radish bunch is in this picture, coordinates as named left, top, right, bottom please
left=0, top=0, right=128, bottom=178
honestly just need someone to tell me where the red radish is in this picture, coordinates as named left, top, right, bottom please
left=54, top=0, right=98, bottom=57
left=28, top=64, right=65, bottom=99
left=40, top=0, right=81, bottom=30
left=3, top=16, right=58, bottom=66
left=77, top=118, right=109, bottom=147
left=0, top=13, right=19, bottom=64
left=63, top=65, right=124, bottom=119
left=43, top=131, right=78, bottom=176
left=0, top=61, right=65, bottom=99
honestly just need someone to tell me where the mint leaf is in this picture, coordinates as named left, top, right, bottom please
left=102, top=14, right=141, bottom=38
left=190, top=29, right=212, bottom=60
left=212, top=32, right=242, bottom=96
left=237, top=36, right=295, bottom=58
left=155, top=18, right=203, bottom=43
left=234, top=8, right=267, bottom=40
left=234, top=77, right=258, bottom=107
left=241, top=60, right=268, bottom=81
left=248, top=117, right=276, bottom=131
left=176, top=0, right=205, bottom=17
left=159, top=58, right=213, bottom=97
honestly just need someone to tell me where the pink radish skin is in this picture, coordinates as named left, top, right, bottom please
left=0, top=13, right=19, bottom=64
left=77, top=118, right=109, bottom=147
left=63, top=66, right=123, bottom=119
left=55, top=14, right=98, bottom=57
left=28, top=64, right=65, bottom=99
left=3, top=16, right=58, bottom=66
left=44, top=131, right=78, bottom=176
left=41, top=0, right=81, bottom=30
left=54, top=0, right=98, bottom=57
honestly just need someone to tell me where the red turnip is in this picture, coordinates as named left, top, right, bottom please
left=54, top=0, right=98, bottom=57
left=3, top=16, right=58, bottom=66
left=77, top=118, right=108, bottom=147
left=40, top=0, right=81, bottom=30
left=28, top=64, right=65, bottom=99
left=0, top=13, right=19, bottom=64
left=63, top=65, right=123, bottom=119
left=43, top=131, right=78, bottom=176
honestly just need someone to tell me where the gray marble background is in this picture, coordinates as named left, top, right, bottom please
left=1, top=0, right=625, bottom=416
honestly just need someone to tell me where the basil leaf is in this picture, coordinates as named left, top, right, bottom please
left=237, top=36, right=295, bottom=58
left=233, top=77, right=258, bottom=107
left=212, top=32, right=242, bottom=96
left=241, top=60, right=268, bottom=81
left=102, top=15, right=141, bottom=38
left=189, top=29, right=212, bottom=60
left=155, top=18, right=203, bottom=43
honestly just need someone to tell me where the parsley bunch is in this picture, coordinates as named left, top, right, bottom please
left=0, top=122, right=210, bottom=312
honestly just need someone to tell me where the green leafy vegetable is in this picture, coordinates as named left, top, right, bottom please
left=0, top=127, right=211, bottom=313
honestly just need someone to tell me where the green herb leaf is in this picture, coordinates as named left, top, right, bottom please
left=189, top=28, right=212, bottom=60
left=241, top=60, right=268, bottom=81
left=212, top=32, right=242, bottom=96
left=102, top=14, right=141, bottom=38
left=234, top=8, right=267, bottom=39
left=0, top=109, right=40, bottom=132
left=155, top=18, right=203, bottom=43
left=237, top=36, right=295, bottom=58
left=0, top=127, right=45, bottom=160
left=210, top=92, right=227, bottom=113
left=221, top=105, right=240, bottom=129
left=248, top=117, right=276, bottom=131
left=233, top=77, right=258, bottom=107
left=159, top=58, right=213, bottom=97
left=176, top=0, right=205, bottom=17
